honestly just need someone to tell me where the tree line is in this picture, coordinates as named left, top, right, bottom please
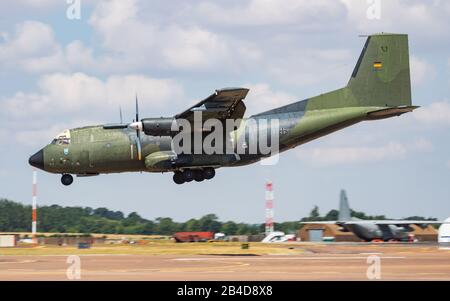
left=0, top=199, right=437, bottom=235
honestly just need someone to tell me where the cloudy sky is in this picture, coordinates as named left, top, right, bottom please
left=1, top=0, right=449, bottom=223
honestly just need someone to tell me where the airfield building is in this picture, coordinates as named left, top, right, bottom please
left=298, top=224, right=360, bottom=242
left=0, top=235, right=18, bottom=247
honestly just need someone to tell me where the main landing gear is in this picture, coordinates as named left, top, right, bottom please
left=173, top=168, right=215, bottom=184
left=61, top=174, right=74, bottom=186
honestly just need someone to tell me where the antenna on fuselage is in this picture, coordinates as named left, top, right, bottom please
left=119, top=106, right=123, bottom=124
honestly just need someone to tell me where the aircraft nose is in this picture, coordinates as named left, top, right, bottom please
left=29, top=149, right=44, bottom=170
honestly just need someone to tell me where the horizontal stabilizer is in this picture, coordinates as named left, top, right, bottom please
left=366, top=106, right=419, bottom=120
left=300, top=220, right=449, bottom=225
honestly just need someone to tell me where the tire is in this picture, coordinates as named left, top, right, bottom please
left=193, top=170, right=204, bottom=182
left=173, top=171, right=185, bottom=184
left=203, top=167, right=215, bottom=180
left=61, top=174, right=73, bottom=186
left=183, top=169, right=194, bottom=182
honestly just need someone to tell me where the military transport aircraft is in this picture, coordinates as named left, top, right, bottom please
left=301, top=190, right=445, bottom=242
left=29, top=33, right=418, bottom=185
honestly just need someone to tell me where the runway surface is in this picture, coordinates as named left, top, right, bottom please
left=1, top=243, right=449, bottom=280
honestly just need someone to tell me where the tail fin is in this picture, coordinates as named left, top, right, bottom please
left=338, top=190, right=351, bottom=222
left=302, top=33, right=412, bottom=111
left=347, top=33, right=412, bottom=108
left=253, top=33, right=414, bottom=116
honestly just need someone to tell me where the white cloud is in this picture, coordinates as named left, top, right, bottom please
left=87, top=0, right=259, bottom=72
left=266, top=48, right=352, bottom=86
left=7, top=0, right=96, bottom=10
left=1, top=2, right=264, bottom=74
left=0, top=72, right=184, bottom=146
left=297, top=142, right=407, bottom=166
left=296, top=137, right=432, bottom=167
left=0, top=21, right=59, bottom=66
left=410, top=56, right=435, bottom=85
left=3, top=0, right=450, bottom=82
left=412, top=101, right=450, bottom=125
left=15, top=120, right=97, bottom=147
left=64, top=41, right=98, bottom=70
left=89, top=0, right=138, bottom=30
left=411, top=138, right=433, bottom=152
left=244, top=83, right=296, bottom=114
left=0, top=21, right=123, bottom=74
left=196, top=0, right=347, bottom=27
left=14, top=0, right=60, bottom=7
left=0, top=128, right=7, bottom=148
left=1, top=73, right=184, bottom=117
left=341, top=0, right=448, bottom=36
left=162, top=26, right=231, bottom=70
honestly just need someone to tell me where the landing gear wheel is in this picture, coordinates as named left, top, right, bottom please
left=173, top=171, right=185, bottom=184
left=203, top=168, right=215, bottom=180
left=183, top=169, right=194, bottom=182
left=193, top=170, right=204, bottom=182
left=61, top=174, right=73, bottom=186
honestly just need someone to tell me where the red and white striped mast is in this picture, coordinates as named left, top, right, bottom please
left=265, top=181, right=274, bottom=235
left=32, top=168, right=38, bottom=244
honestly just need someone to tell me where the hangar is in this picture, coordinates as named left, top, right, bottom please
left=298, top=224, right=360, bottom=242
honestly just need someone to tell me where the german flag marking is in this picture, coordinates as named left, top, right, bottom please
left=373, top=62, right=383, bottom=69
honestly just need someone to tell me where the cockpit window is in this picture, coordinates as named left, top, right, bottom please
left=51, top=129, right=71, bottom=145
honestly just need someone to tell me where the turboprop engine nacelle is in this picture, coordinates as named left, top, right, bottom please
left=130, top=117, right=177, bottom=136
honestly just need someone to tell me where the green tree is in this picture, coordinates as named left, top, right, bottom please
left=220, top=221, right=238, bottom=235
left=185, top=218, right=200, bottom=231
left=310, top=206, right=320, bottom=219
left=236, top=223, right=250, bottom=235
left=199, top=214, right=221, bottom=232
left=155, top=217, right=176, bottom=235
left=142, top=221, right=155, bottom=234
left=324, top=209, right=339, bottom=220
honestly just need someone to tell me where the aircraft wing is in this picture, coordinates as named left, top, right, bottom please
left=343, top=220, right=445, bottom=225
left=300, top=221, right=339, bottom=224
left=301, top=220, right=447, bottom=226
left=175, top=88, right=249, bottom=122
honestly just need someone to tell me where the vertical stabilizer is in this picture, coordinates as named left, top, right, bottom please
left=347, top=33, right=412, bottom=108
left=338, top=190, right=351, bottom=221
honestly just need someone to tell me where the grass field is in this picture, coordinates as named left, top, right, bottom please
left=0, top=241, right=304, bottom=256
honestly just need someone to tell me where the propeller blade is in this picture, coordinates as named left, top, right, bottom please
left=119, top=106, right=123, bottom=124
left=135, top=94, right=139, bottom=125
left=134, top=94, right=142, bottom=160
left=135, top=136, right=142, bottom=161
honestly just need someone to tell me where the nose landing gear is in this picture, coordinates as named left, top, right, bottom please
left=61, top=174, right=74, bottom=186
left=172, top=167, right=215, bottom=184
